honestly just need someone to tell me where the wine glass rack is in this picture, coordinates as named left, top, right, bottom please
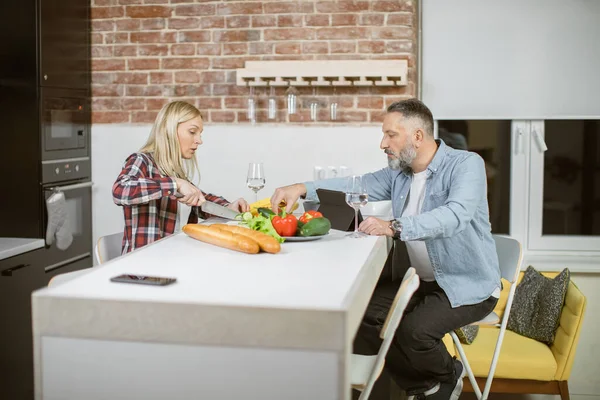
left=236, top=60, right=408, bottom=87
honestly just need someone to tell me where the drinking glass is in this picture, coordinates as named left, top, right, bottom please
left=330, top=86, right=338, bottom=121
left=345, top=175, right=369, bottom=238
left=246, top=162, right=265, bottom=202
left=286, top=86, right=298, bottom=115
left=267, top=85, right=277, bottom=120
left=246, top=86, right=256, bottom=124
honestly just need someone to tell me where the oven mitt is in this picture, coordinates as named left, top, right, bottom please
left=45, top=191, right=73, bottom=250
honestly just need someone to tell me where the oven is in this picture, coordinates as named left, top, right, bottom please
left=41, top=87, right=90, bottom=161
left=41, top=158, right=93, bottom=268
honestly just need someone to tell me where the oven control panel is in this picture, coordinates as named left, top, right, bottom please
left=42, top=158, right=91, bottom=184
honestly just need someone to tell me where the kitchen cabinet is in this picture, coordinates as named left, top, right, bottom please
left=0, top=248, right=90, bottom=400
left=0, top=248, right=47, bottom=400
left=0, top=0, right=90, bottom=90
left=0, top=0, right=91, bottom=238
left=40, top=0, right=90, bottom=89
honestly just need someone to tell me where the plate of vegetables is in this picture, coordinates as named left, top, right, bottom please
left=238, top=208, right=331, bottom=243
left=280, top=234, right=326, bottom=242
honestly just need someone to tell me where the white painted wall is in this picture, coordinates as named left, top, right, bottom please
left=91, top=123, right=386, bottom=247
left=422, top=0, right=600, bottom=119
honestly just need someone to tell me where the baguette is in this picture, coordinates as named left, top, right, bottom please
left=182, top=224, right=259, bottom=254
left=212, top=224, right=281, bottom=254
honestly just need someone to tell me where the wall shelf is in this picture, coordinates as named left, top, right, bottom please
left=236, top=60, right=408, bottom=87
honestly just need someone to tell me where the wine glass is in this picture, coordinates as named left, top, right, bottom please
left=345, top=175, right=369, bottom=238
left=247, top=162, right=265, bottom=202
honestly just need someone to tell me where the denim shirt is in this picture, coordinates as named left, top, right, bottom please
left=304, top=140, right=501, bottom=308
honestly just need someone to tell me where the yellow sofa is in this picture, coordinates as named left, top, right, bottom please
left=444, top=272, right=587, bottom=400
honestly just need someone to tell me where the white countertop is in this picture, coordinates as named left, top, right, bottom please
left=37, top=230, right=382, bottom=311
left=32, top=229, right=388, bottom=351
left=0, top=238, right=45, bottom=261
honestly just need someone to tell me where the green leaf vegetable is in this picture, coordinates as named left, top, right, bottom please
left=238, top=212, right=285, bottom=243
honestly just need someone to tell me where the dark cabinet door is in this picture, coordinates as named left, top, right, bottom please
left=0, top=249, right=48, bottom=400
left=43, top=253, right=93, bottom=286
left=40, top=0, right=90, bottom=89
left=0, top=0, right=37, bottom=86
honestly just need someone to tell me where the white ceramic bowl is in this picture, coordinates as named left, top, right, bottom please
left=361, top=200, right=393, bottom=219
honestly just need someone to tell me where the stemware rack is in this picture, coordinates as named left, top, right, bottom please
left=236, top=60, right=408, bottom=87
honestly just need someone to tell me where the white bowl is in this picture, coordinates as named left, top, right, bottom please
left=361, top=200, right=393, bottom=219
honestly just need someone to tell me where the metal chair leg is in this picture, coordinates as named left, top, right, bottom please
left=450, top=331, right=482, bottom=400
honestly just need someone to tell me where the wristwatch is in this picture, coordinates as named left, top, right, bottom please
left=389, top=219, right=402, bottom=239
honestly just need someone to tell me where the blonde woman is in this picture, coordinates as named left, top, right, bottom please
left=112, top=101, right=249, bottom=254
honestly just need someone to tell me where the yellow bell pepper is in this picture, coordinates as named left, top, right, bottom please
left=249, top=197, right=299, bottom=216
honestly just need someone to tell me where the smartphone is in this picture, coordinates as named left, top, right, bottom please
left=110, top=274, right=177, bottom=286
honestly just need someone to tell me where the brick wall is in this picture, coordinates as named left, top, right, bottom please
left=91, top=0, right=418, bottom=124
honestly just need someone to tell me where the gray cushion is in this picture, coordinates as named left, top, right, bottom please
left=507, top=266, right=570, bottom=344
left=454, top=325, right=479, bottom=344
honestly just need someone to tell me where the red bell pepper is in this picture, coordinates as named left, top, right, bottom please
left=299, top=210, right=323, bottom=224
left=272, top=213, right=298, bottom=237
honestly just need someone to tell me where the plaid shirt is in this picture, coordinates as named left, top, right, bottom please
left=112, top=152, right=229, bottom=254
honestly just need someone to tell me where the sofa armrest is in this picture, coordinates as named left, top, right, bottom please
left=550, top=280, right=587, bottom=380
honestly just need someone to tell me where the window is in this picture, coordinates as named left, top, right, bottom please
left=543, top=120, right=600, bottom=235
left=529, top=120, right=600, bottom=251
left=437, top=120, right=512, bottom=234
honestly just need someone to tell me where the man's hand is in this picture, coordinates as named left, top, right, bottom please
left=270, top=183, right=307, bottom=213
left=227, top=198, right=250, bottom=213
left=358, top=217, right=394, bottom=237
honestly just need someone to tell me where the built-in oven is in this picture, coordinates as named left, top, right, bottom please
left=41, top=87, right=90, bottom=161
left=41, top=158, right=93, bottom=268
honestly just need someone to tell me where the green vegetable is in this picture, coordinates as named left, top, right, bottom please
left=295, top=220, right=305, bottom=236
left=299, top=217, right=331, bottom=237
left=239, top=213, right=284, bottom=243
left=257, top=207, right=276, bottom=218
left=241, top=212, right=253, bottom=222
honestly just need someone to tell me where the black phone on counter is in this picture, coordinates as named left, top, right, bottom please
left=110, top=274, right=177, bottom=286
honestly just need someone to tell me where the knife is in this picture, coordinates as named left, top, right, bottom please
left=174, top=192, right=239, bottom=220
left=200, top=201, right=239, bottom=220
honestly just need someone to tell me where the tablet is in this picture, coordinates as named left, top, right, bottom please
left=315, top=188, right=363, bottom=232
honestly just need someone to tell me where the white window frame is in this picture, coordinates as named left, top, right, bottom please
left=509, top=121, right=531, bottom=248
left=527, top=120, right=600, bottom=252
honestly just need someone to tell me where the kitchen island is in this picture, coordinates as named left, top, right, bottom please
left=32, top=227, right=390, bottom=400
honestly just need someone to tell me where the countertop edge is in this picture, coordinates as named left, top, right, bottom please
left=32, top=295, right=348, bottom=352
left=0, top=239, right=45, bottom=261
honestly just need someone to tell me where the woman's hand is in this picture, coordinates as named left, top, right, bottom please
left=227, top=198, right=250, bottom=213
left=174, top=178, right=205, bottom=207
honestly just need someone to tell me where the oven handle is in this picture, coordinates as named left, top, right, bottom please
left=46, top=181, right=94, bottom=192
left=45, top=252, right=92, bottom=273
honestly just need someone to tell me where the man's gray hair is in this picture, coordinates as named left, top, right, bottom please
left=387, top=98, right=434, bottom=137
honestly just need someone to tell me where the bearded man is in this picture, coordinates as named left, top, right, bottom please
left=270, top=98, right=501, bottom=400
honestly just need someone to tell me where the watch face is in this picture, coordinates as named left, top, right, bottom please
left=392, top=220, right=402, bottom=231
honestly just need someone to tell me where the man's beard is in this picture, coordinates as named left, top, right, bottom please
left=386, top=143, right=417, bottom=173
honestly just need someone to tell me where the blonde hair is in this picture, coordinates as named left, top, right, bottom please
left=140, top=101, right=201, bottom=182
